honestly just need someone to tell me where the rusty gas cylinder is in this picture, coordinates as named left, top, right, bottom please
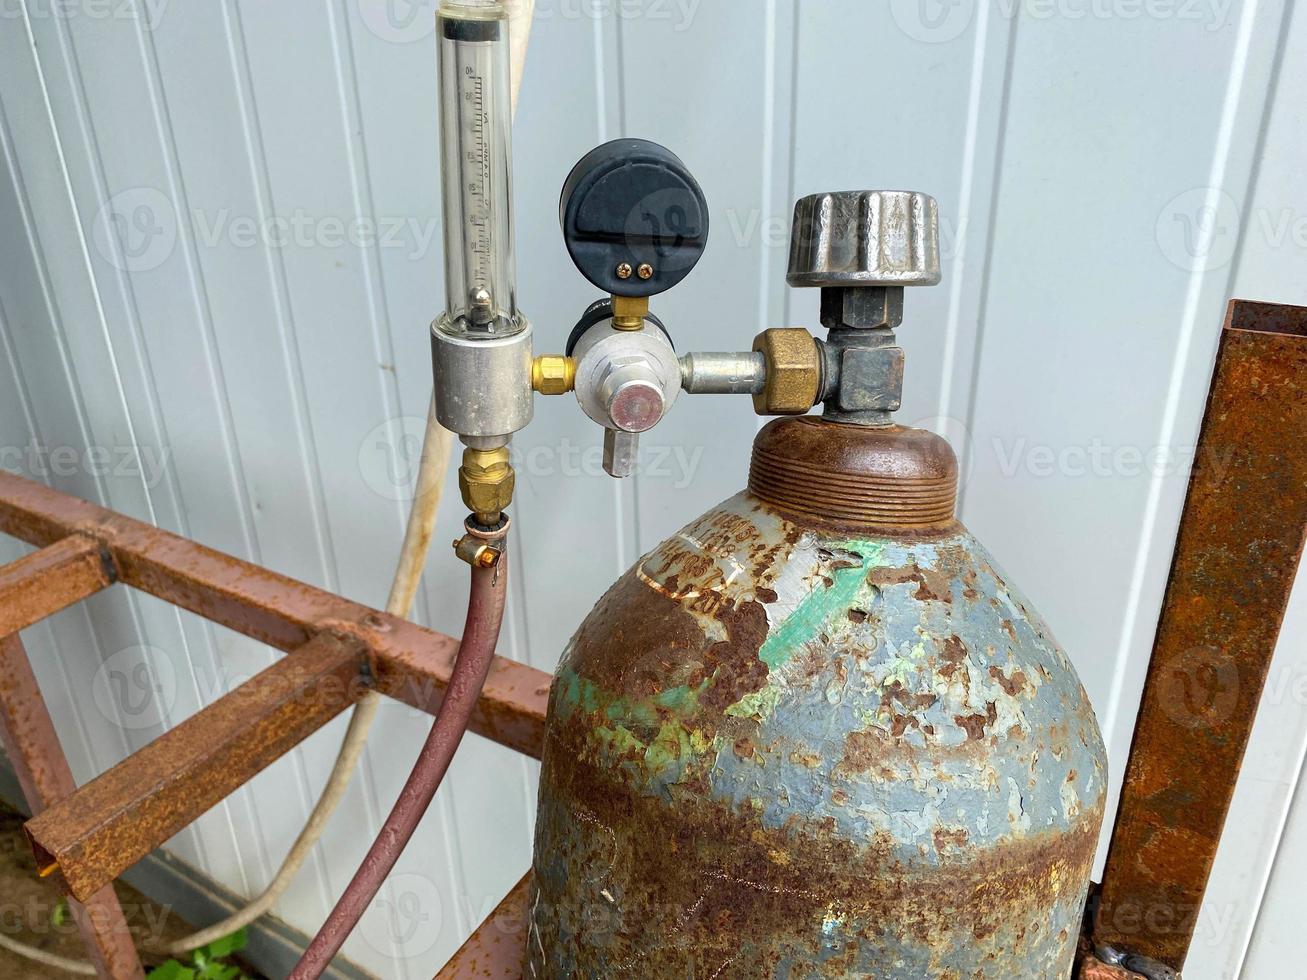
left=527, top=416, right=1107, bottom=977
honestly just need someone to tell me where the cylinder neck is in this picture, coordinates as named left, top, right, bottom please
left=748, top=416, right=959, bottom=534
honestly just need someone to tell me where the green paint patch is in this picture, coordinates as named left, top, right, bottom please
left=725, top=684, right=783, bottom=721
left=757, top=542, right=881, bottom=670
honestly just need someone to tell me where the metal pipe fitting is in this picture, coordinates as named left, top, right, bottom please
left=679, top=351, right=766, bottom=395
left=458, top=446, right=515, bottom=527
left=610, top=294, right=650, bottom=331
left=531, top=355, right=576, bottom=395
left=453, top=513, right=510, bottom=568
left=751, top=327, right=823, bottom=416
left=431, top=316, right=534, bottom=441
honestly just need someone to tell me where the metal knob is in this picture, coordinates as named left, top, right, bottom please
left=787, top=191, right=941, bottom=289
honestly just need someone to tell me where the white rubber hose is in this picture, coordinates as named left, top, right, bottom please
left=5, top=4, right=536, bottom=973
left=0, top=934, right=96, bottom=976
left=160, top=398, right=455, bottom=956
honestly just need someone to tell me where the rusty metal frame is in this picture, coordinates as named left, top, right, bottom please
left=0, top=297, right=1300, bottom=979
left=0, top=469, right=550, bottom=978
left=1091, top=299, right=1307, bottom=973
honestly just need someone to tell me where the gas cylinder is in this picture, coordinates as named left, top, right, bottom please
left=527, top=190, right=1108, bottom=978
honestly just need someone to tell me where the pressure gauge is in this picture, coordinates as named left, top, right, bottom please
left=559, top=138, right=709, bottom=298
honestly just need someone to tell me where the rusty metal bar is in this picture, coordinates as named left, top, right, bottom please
left=0, top=471, right=550, bottom=757
left=0, top=534, right=113, bottom=635
left=25, top=633, right=369, bottom=902
left=1095, top=300, right=1307, bottom=969
left=435, top=873, right=531, bottom=979
left=0, top=634, right=145, bottom=979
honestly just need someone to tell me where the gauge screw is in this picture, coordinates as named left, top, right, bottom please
left=616, top=263, right=633, bottom=280
left=637, top=263, right=654, bottom=280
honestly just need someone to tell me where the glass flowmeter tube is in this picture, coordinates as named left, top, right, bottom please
left=437, top=0, right=519, bottom=336
left=431, top=0, right=532, bottom=444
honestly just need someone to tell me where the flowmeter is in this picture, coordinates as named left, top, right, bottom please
left=430, top=0, right=530, bottom=527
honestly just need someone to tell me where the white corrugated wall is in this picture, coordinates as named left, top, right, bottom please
left=0, top=1, right=1302, bottom=976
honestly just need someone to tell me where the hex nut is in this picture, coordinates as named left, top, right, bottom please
left=532, top=355, right=576, bottom=396
left=752, top=328, right=822, bottom=416
left=459, top=447, right=515, bottom=522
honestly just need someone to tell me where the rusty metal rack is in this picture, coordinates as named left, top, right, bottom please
left=0, top=298, right=1302, bottom=980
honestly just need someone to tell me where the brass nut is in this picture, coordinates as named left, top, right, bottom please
left=459, top=447, right=515, bottom=523
left=532, top=355, right=576, bottom=395
left=752, top=328, right=822, bottom=416
left=610, top=294, right=650, bottom=331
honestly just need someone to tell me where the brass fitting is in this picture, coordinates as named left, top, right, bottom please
left=452, top=514, right=510, bottom=568
left=459, top=446, right=515, bottom=527
left=610, top=295, right=650, bottom=331
left=752, top=327, right=822, bottom=415
left=531, top=355, right=577, bottom=395
left=452, top=534, right=503, bottom=568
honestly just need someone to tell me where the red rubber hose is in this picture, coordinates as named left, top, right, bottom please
left=290, top=553, right=508, bottom=978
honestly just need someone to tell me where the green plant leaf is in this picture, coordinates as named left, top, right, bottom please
left=51, top=897, right=71, bottom=927
left=146, top=961, right=196, bottom=980
left=198, top=926, right=248, bottom=960
left=196, top=963, right=240, bottom=980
